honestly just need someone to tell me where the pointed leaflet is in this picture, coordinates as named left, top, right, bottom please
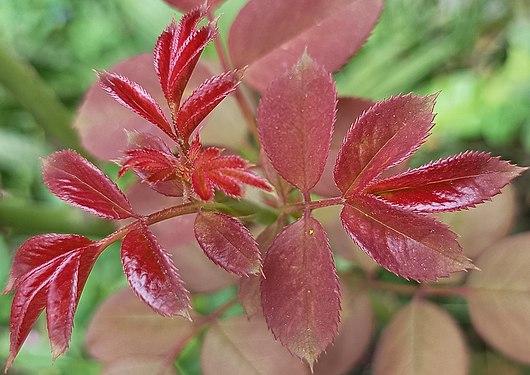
left=121, top=223, right=189, bottom=317
left=175, top=71, right=242, bottom=142
left=341, top=195, right=475, bottom=281
left=42, top=150, right=135, bottom=220
left=334, top=94, right=436, bottom=197
left=367, top=151, right=526, bottom=212
left=5, top=235, right=99, bottom=371
left=194, top=211, right=261, bottom=276
left=373, top=300, right=469, bottom=375
left=97, top=71, right=175, bottom=140
left=228, top=0, right=382, bottom=91
left=261, top=215, right=340, bottom=367
left=258, top=54, right=336, bottom=192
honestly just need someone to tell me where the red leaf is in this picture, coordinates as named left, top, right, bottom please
left=228, top=0, right=383, bottom=91
left=97, top=71, right=176, bottom=141
left=341, top=195, right=476, bottom=281
left=258, top=54, right=337, bottom=192
left=261, top=215, right=340, bottom=367
left=4, top=236, right=99, bottom=371
left=121, top=223, right=190, bottom=318
left=334, top=94, right=437, bottom=197
left=175, top=71, right=242, bottom=142
left=194, top=211, right=261, bottom=276
left=42, top=150, right=136, bottom=219
left=366, top=151, right=527, bottom=212
left=164, top=0, right=224, bottom=13
left=119, top=148, right=182, bottom=182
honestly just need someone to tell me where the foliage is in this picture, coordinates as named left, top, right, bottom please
left=1, top=1, right=530, bottom=374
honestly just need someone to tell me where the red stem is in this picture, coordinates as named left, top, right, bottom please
left=366, top=279, right=469, bottom=298
left=282, top=196, right=344, bottom=214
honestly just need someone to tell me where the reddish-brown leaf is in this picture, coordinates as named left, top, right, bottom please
left=194, top=211, right=261, bottom=276
left=373, top=300, right=469, bottom=375
left=4, top=236, right=99, bottom=371
left=228, top=0, right=382, bottom=91
left=334, top=94, right=436, bottom=197
left=121, top=223, right=190, bottom=318
left=261, top=215, right=340, bottom=367
left=367, top=151, right=527, bottom=212
left=97, top=71, right=176, bottom=140
left=341, top=195, right=475, bottom=281
left=42, top=150, right=135, bottom=219
left=258, top=54, right=337, bottom=192
left=175, top=71, right=242, bottom=142
left=466, top=233, right=530, bottom=365
left=201, top=316, right=308, bottom=375
left=118, top=148, right=183, bottom=183
left=164, top=0, right=224, bottom=12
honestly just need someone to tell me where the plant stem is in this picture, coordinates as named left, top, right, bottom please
left=366, top=279, right=469, bottom=298
left=282, top=196, right=344, bottom=214
left=0, top=41, right=82, bottom=152
left=206, top=9, right=261, bottom=145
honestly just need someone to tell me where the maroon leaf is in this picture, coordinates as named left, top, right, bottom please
left=97, top=71, right=176, bottom=141
left=201, top=316, right=308, bottom=375
left=261, top=215, right=340, bottom=367
left=164, top=0, right=224, bottom=13
left=366, top=151, right=527, bottom=212
left=341, top=195, right=475, bottom=281
left=121, top=223, right=190, bottom=318
left=42, top=150, right=136, bottom=220
left=194, top=211, right=261, bottom=276
left=4, top=236, right=99, bottom=371
left=175, top=71, right=242, bottom=142
left=334, top=94, right=436, bottom=197
left=258, top=54, right=337, bottom=192
left=228, top=0, right=383, bottom=91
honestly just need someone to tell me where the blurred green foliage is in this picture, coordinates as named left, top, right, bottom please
left=0, top=0, right=529, bottom=374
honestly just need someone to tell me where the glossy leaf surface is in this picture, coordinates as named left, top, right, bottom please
left=5, top=235, right=99, bottom=371
left=341, top=195, right=475, bottom=281
left=258, top=54, right=336, bottom=192
left=334, top=94, right=436, bottom=197
left=373, top=300, right=469, bottom=375
left=229, top=0, right=383, bottom=91
left=42, top=150, right=135, bottom=219
left=121, top=223, right=189, bottom=318
left=194, top=211, right=261, bottom=276
left=467, top=233, right=530, bottom=364
left=261, top=216, right=340, bottom=367
left=202, top=316, right=308, bottom=375
left=367, top=151, right=526, bottom=212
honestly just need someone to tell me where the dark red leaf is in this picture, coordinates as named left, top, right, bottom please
left=164, top=0, right=224, bottom=13
left=366, top=151, right=527, bottom=212
left=175, top=71, right=242, bottom=142
left=261, top=215, right=340, bottom=367
left=258, top=53, right=337, bottom=192
left=42, top=150, right=136, bottom=220
left=334, top=94, right=437, bottom=197
left=121, top=223, right=190, bottom=318
left=194, top=211, right=261, bottom=276
left=97, top=71, right=176, bottom=141
left=341, top=195, right=476, bottom=281
left=4, top=236, right=99, bottom=371
left=228, top=0, right=383, bottom=91
left=118, top=148, right=182, bottom=182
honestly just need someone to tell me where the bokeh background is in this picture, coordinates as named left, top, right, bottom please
left=1, top=0, right=529, bottom=374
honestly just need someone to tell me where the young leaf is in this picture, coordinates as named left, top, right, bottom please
left=97, top=71, right=176, bottom=141
left=194, top=211, right=261, bottom=276
left=258, top=54, right=337, bottom=192
left=334, top=94, right=436, bottom=197
left=261, top=215, right=340, bottom=367
left=466, top=233, right=530, bottom=365
left=164, top=0, right=224, bottom=13
left=341, top=195, right=475, bottom=281
left=42, top=150, right=136, bottom=220
left=367, top=151, right=527, bottom=212
left=228, top=0, right=383, bottom=91
left=5, top=235, right=99, bottom=371
left=121, top=223, right=190, bottom=318
left=373, top=300, right=469, bottom=375
left=175, top=71, right=242, bottom=142
left=201, top=316, right=308, bottom=375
